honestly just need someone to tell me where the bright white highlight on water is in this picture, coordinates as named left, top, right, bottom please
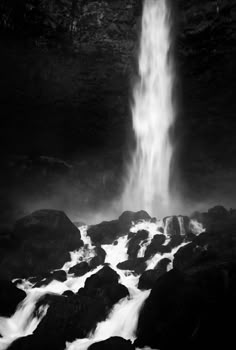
left=122, top=0, right=175, bottom=217
left=0, top=217, right=204, bottom=350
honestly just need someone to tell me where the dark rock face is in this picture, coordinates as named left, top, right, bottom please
left=88, top=211, right=150, bottom=245
left=89, top=337, right=135, bottom=350
left=117, top=258, right=146, bottom=274
left=135, top=265, right=236, bottom=349
left=0, top=210, right=83, bottom=280
left=127, top=230, right=149, bottom=259
left=144, top=234, right=166, bottom=259
left=68, top=262, right=90, bottom=277
left=138, top=257, right=171, bottom=290
left=164, top=216, right=181, bottom=236
left=89, top=246, right=107, bottom=269
left=136, top=207, right=236, bottom=349
left=0, top=280, right=26, bottom=317
left=138, top=267, right=167, bottom=291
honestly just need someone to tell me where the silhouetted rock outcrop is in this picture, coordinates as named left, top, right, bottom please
left=68, top=262, right=90, bottom=277
left=87, top=210, right=150, bottom=245
left=0, top=210, right=83, bottom=280
left=0, top=280, right=26, bottom=317
left=117, top=258, right=146, bottom=274
left=89, top=337, right=135, bottom=350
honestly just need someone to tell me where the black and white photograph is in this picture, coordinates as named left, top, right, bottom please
left=0, top=0, right=236, bottom=349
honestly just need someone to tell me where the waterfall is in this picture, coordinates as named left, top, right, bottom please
left=121, top=0, right=175, bottom=217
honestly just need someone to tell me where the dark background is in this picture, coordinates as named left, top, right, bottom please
left=0, top=0, right=236, bottom=225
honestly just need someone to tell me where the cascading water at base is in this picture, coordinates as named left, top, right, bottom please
left=121, top=0, right=175, bottom=217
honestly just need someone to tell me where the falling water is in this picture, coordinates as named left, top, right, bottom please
left=121, top=0, right=175, bottom=216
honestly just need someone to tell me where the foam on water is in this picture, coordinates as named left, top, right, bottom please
left=0, top=218, right=204, bottom=350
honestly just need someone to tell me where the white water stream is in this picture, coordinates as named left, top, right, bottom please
left=122, top=0, right=175, bottom=217
left=0, top=218, right=204, bottom=350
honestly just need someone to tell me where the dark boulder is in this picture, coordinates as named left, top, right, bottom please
left=139, top=258, right=171, bottom=290
left=89, top=246, right=107, bottom=269
left=117, top=258, right=146, bottom=274
left=8, top=334, right=65, bottom=350
left=87, top=220, right=120, bottom=245
left=118, top=210, right=151, bottom=227
left=135, top=262, right=236, bottom=350
left=127, top=230, right=149, bottom=259
left=84, top=266, right=119, bottom=291
left=164, top=216, right=181, bottom=236
left=0, top=210, right=83, bottom=279
left=69, top=262, right=90, bottom=276
left=33, top=294, right=108, bottom=344
left=0, top=280, right=26, bottom=317
left=87, top=211, right=150, bottom=245
left=173, top=243, right=206, bottom=271
left=167, top=235, right=184, bottom=250
left=135, top=269, right=205, bottom=349
left=89, top=337, right=135, bottom=350
left=51, top=270, right=67, bottom=282
left=144, top=234, right=166, bottom=259
left=138, top=268, right=167, bottom=290
left=154, top=257, right=171, bottom=270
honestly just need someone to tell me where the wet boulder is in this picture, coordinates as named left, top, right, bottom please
left=89, top=337, right=135, bottom=350
left=69, top=262, right=91, bottom=277
left=167, top=235, right=184, bottom=250
left=117, top=258, right=146, bottom=274
left=164, top=216, right=181, bottom=236
left=138, top=268, right=166, bottom=290
left=154, top=257, right=171, bottom=270
left=127, top=230, right=149, bottom=259
left=0, top=280, right=26, bottom=316
left=84, top=265, right=119, bottom=290
left=135, top=262, right=236, bottom=350
left=138, top=258, right=171, bottom=290
left=87, top=210, right=150, bottom=245
left=0, top=210, right=83, bottom=279
left=118, top=210, right=151, bottom=227
left=144, top=234, right=166, bottom=259
left=79, top=265, right=129, bottom=307
left=8, top=333, right=66, bottom=350
left=89, top=246, right=106, bottom=269
left=135, top=269, right=205, bottom=349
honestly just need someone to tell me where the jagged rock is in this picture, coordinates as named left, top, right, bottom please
left=68, top=262, right=90, bottom=277
left=144, top=234, right=166, bottom=259
left=117, top=258, right=146, bottom=274
left=0, top=210, right=83, bottom=280
left=89, top=337, right=135, bottom=350
left=127, top=230, right=149, bottom=259
left=0, top=280, right=26, bottom=317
